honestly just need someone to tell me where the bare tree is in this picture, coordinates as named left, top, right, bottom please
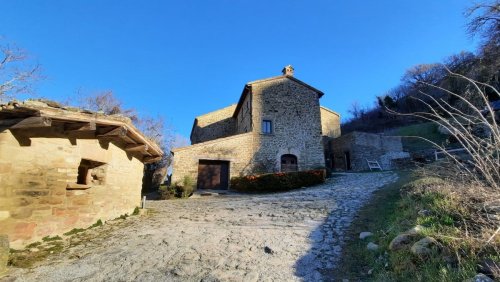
left=77, top=90, right=138, bottom=121
left=466, top=0, right=500, bottom=45
left=0, top=39, right=41, bottom=100
left=141, top=119, right=171, bottom=190
left=402, top=64, right=446, bottom=86
left=348, top=101, right=364, bottom=120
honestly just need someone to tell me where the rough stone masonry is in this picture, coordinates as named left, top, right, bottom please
left=172, top=67, right=341, bottom=187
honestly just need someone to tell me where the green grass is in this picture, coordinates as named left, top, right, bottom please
left=25, top=241, right=42, bottom=248
left=8, top=240, right=64, bottom=268
left=332, top=171, right=485, bottom=281
left=387, top=122, right=449, bottom=152
left=63, top=228, right=85, bottom=236
left=41, top=235, right=62, bottom=242
left=89, top=219, right=103, bottom=228
left=132, top=207, right=140, bottom=216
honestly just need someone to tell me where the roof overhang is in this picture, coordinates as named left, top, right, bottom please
left=0, top=101, right=163, bottom=163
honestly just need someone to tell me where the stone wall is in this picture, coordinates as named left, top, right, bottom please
left=328, top=133, right=353, bottom=171
left=190, top=105, right=237, bottom=144
left=250, top=78, right=325, bottom=171
left=320, top=106, right=341, bottom=139
left=235, top=93, right=252, bottom=134
left=329, top=131, right=409, bottom=171
left=0, top=128, right=144, bottom=248
left=174, top=75, right=332, bottom=183
left=172, top=132, right=256, bottom=185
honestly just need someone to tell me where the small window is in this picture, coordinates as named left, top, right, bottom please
left=262, top=120, right=272, bottom=134
left=76, top=159, right=107, bottom=185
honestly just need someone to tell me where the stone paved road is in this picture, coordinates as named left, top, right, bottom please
left=6, top=172, right=397, bottom=282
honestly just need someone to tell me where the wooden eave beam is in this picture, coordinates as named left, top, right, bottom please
left=0, top=116, right=52, bottom=129
left=143, top=156, right=162, bottom=163
left=125, top=144, right=148, bottom=152
left=97, top=126, right=128, bottom=138
left=64, top=121, right=96, bottom=132
left=36, top=108, right=163, bottom=156
left=121, top=135, right=137, bottom=144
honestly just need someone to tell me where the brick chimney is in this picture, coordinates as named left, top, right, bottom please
left=282, top=65, right=294, bottom=76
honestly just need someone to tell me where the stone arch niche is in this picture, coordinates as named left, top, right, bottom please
left=275, top=147, right=301, bottom=172
left=280, top=154, right=298, bottom=172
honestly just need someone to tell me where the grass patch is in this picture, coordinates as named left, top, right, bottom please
left=386, top=122, right=449, bottom=152
left=332, top=171, right=494, bottom=281
left=42, top=235, right=62, bottom=242
left=132, top=207, right=140, bottom=216
left=25, top=241, right=41, bottom=248
left=8, top=241, right=64, bottom=268
left=63, top=228, right=85, bottom=236
left=89, top=219, right=103, bottom=228
left=332, top=171, right=415, bottom=279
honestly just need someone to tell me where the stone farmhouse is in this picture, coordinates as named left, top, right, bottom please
left=0, top=100, right=163, bottom=247
left=172, top=66, right=341, bottom=189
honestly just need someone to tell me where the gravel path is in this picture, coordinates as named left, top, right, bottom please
left=6, top=172, right=398, bottom=282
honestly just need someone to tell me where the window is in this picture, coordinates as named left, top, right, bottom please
left=262, top=120, right=272, bottom=134
left=76, top=159, right=107, bottom=185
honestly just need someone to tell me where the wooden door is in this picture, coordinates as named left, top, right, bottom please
left=197, top=160, right=229, bottom=189
left=281, top=154, right=298, bottom=172
left=344, top=151, right=352, bottom=171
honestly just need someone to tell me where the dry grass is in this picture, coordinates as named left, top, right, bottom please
left=335, top=168, right=499, bottom=281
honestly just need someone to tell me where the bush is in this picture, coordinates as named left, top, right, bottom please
left=159, top=184, right=175, bottom=199
left=159, top=176, right=195, bottom=199
left=230, top=169, right=326, bottom=193
left=132, top=207, right=140, bottom=216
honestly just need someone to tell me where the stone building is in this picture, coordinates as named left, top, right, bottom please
left=0, top=100, right=163, bottom=248
left=172, top=66, right=341, bottom=189
left=327, top=131, right=409, bottom=171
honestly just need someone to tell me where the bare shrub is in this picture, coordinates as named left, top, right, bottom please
left=388, top=69, right=500, bottom=190
left=76, top=90, right=138, bottom=121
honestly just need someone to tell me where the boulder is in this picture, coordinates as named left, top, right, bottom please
left=437, top=124, right=451, bottom=135
left=410, top=237, right=438, bottom=257
left=0, top=235, right=8, bottom=276
left=359, top=232, right=373, bottom=240
left=367, top=242, right=379, bottom=251
left=418, top=209, right=432, bottom=216
left=477, top=259, right=500, bottom=279
left=405, top=225, right=425, bottom=235
left=388, top=233, right=414, bottom=251
left=469, top=273, right=494, bottom=282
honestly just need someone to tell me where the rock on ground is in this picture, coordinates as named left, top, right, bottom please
left=359, top=232, right=373, bottom=240
left=388, top=233, right=415, bottom=251
left=4, top=172, right=397, bottom=282
left=410, top=237, right=438, bottom=257
left=366, top=242, right=379, bottom=251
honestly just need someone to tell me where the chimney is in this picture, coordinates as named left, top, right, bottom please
left=282, top=65, right=294, bottom=76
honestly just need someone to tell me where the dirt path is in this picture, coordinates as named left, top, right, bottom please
left=5, top=172, right=397, bottom=282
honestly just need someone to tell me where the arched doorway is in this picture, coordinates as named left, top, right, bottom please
left=281, top=154, right=298, bottom=172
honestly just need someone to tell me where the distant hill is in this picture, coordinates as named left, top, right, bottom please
left=342, top=1, right=500, bottom=139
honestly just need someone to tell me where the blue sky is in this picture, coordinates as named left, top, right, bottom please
left=1, top=1, right=478, bottom=140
